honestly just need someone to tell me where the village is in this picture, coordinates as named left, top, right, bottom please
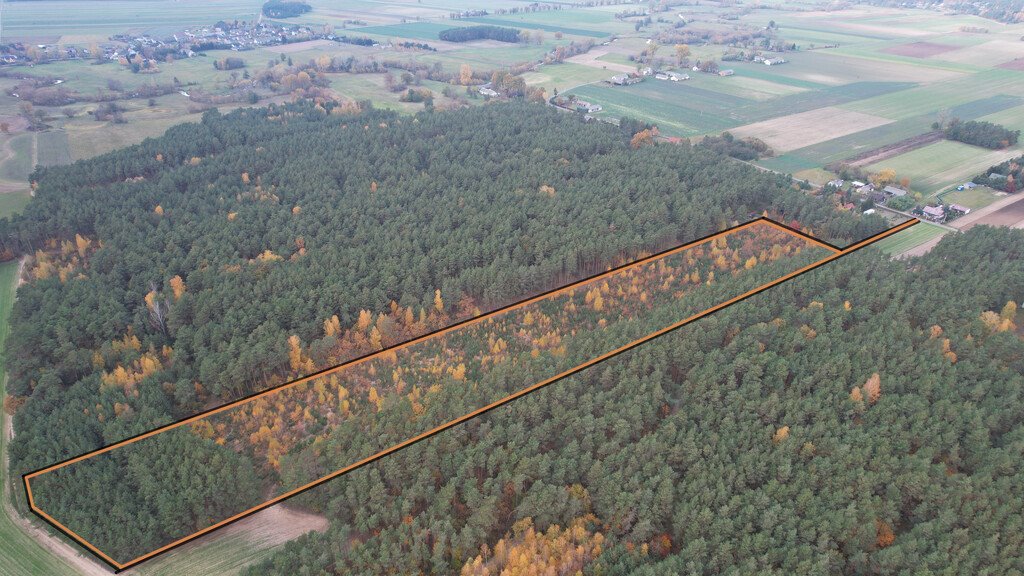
left=0, top=19, right=372, bottom=68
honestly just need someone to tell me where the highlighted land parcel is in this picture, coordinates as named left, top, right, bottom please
left=23, top=217, right=917, bottom=572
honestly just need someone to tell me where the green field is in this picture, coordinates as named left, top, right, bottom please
left=873, top=221, right=949, bottom=255
left=36, top=131, right=72, bottom=167
left=570, top=79, right=914, bottom=137
left=940, top=186, right=1002, bottom=209
left=354, top=22, right=467, bottom=41
left=0, top=135, right=35, bottom=183
left=866, top=140, right=1022, bottom=196
left=0, top=261, right=82, bottom=576
left=0, top=0, right=260, bottom=41
left=0, top=193, right=32, bottom=219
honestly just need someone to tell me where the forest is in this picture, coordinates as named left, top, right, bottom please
left=939, top=118, right=1020, bottom=149
left=6, top=100, right=1016, bottom=573
left=262, top=0, right=312, bottom=19
left=27, top=223, right=832, bottom=562
left=438, top=26, right=523, bottom=43
left=250, top=226, right=1024, bottom=575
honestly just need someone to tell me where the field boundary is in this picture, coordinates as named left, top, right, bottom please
left=22, top=217, right=917, bottom=572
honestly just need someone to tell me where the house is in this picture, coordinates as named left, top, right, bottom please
left=827, top=179, right=845, bottom=188
left=655, top=73, right=669, bottom=80
left=863, top=208, right=876, bottom=215
left=610, top=74, right=641, bottom=86
left=883, top=185, right=908, bottom=197
left=922, top=205, right=946, bottom=222
left=764, top=57, right=787, bottom=66
left=479, top=87, right=499, bottom=97
left=856, top=183, right=875, bottom=195
left=948, top=203, right=971, bottom=215
left=719, top=69, right=735, bottom=76
left=870, top=191, right=887, bottom=204
left=669, top=72, right=689, bottom=81
left=850, top=180, right=866, bottom=188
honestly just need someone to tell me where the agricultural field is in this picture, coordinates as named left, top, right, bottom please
left=866, top=140, right=1023, bottom=196
left=0, top=0, right=260, bottom=43
left=873, top=221, right=949, bottom=256
left=550, top=1, right=1024, bottom=202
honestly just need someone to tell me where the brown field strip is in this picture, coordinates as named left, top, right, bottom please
left=22, top=217, right=916, bottom=572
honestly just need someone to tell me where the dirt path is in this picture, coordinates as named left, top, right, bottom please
left=951, top=193, right=1024, bottom=230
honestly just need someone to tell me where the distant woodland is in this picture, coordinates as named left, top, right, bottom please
left=3, top=102, right=1022, bottom=573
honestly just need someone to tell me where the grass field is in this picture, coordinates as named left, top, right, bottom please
left=940, top=186, right=1002, bottom=209
left=873, top=221, right=949, bottom=255
left=36, top=131, right=72, bottom=167
left=0, top=0, right=260, bottom=41
left=0, top=193, right=32, bottom=219
left=0, top=135, right=34, bottom=183
left=866, top=140, right=1022, bottom=196
left=0, top=261, right=82, bottom=576
left=354, top=22, right=467, bottom=41
left=569, top=79, right=914, bottom=137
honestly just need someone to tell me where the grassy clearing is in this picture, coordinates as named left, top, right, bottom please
left=36, top=131, right=72, bottom=167
left=0, top=193, right=32, bottom=219
left=0, top=261, right=80, bottom=576
left=0, top=135, right=35, bottom=183
left=873, top=221, right=948, bottom=255
left=866, top=140, right=1022, bottom=196
left=521, top=63, right=611, bottom=91
left=940, top=186, right=1002, bottom=209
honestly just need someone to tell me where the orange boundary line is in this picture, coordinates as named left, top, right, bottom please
left=23, top=217, right=917, bottom=571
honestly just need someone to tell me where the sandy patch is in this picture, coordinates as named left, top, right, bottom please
left=566, top=47, right=635, bottom=74
left=882, top=41, right=960, bottom=58
left=728, top=107, right=893, bottom=153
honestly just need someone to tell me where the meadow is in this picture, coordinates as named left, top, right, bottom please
left=866, top=140, right=1022, bottom=196
left=873, top=221, right=949, bottom=256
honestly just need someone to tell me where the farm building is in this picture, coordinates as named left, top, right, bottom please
left=479, top=87, right=499, bottom=97
left=610, top=74, right=641, bottom=86
left=922, top=205, right=946, bottom=222
left=719, top=69, right=735, bottom=76
left=949, top=203, right=971, bottom=215
left=764, top=57, right=787, bottom=65
left=883, top=185, right=908, bottom=197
